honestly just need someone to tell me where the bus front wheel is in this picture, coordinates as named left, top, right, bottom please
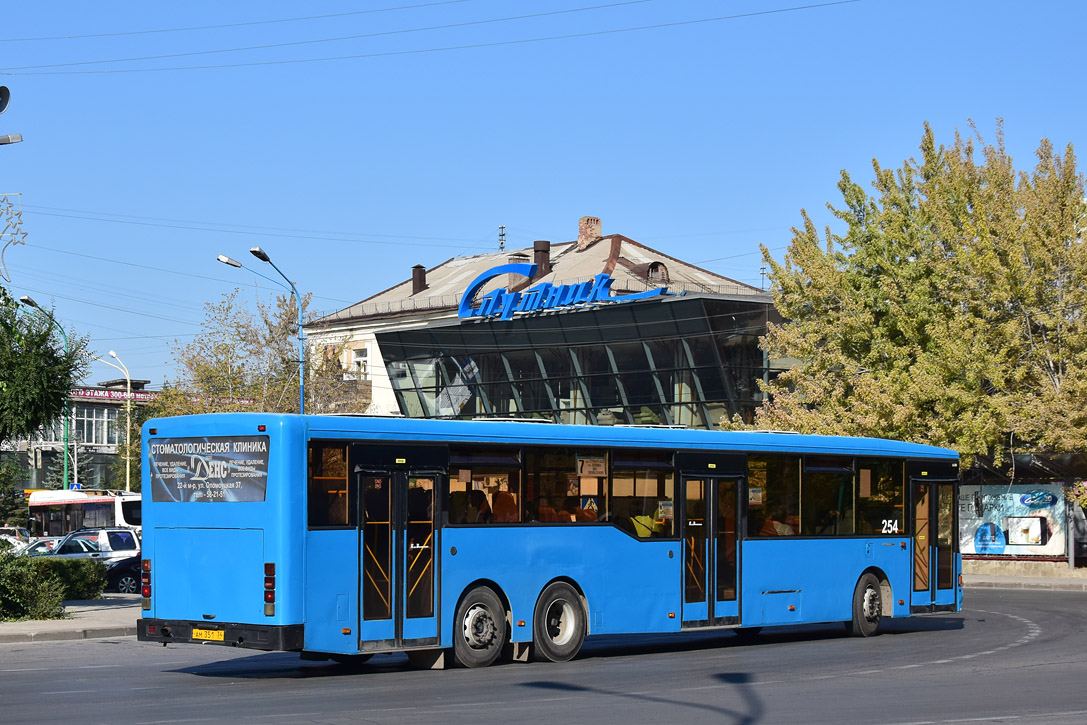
left=454, top=586, right=507, bottom=668
left=533, top=581, right=586, bottom=662
left=847, top=573, right=883, bottom=637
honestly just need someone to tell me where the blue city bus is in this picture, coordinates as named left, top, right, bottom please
left=136, top=413, right=962, bottom=667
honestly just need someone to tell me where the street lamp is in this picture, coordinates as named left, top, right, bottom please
left=0, top=85, right=22, bottom=147
left=19, top=295, right=70, bottom=490
left=84, top=350, right=133, bottom=491
left=217, top=247, right=306, bottom=414
left=109, top=351, right=132, bottom=492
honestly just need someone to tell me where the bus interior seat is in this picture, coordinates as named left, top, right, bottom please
left=492, top=492, right=518, bottom=522
left=448, top=491, right=469, bottom=524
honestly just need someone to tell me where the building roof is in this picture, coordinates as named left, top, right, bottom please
left=313, top=220, right=763, bottom=325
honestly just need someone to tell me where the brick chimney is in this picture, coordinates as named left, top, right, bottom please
left=507, top=253, right=530, bottom=287
left=411, top=264, right=427, bottom=295
left=577, top=216, right=602, bottom=251
left=533, top=240, right=551, bottom=276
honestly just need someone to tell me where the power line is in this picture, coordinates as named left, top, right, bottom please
left=1, top=1, right=863, bottom=75
left=21, top=204, right=488, bottom=244
left=23, top=209, right=489, bottom=249
left=0, top=1, right=657, bottom=72
left=0, top=1, right=475, bottom=42
left=23, top=243, right=353, bottom=306
left=18, top=284, right=201, bottom=325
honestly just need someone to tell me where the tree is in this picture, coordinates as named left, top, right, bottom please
left=154, top=289, right=370, bottom=418
left=0, top=455, right=27, bottom=527
left=0, top=286, right=88, bottom=443
left=752, top=122, right=1087, bottom=468
left=43, top=439, right=96, bottom=491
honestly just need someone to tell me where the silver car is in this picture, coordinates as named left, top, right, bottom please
left=49, top=528, right=141, bottom=563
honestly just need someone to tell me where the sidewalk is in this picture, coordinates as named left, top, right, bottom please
left=2, top=577, right=1085, bottom=645
left=0, top=594, right=141, bottom=644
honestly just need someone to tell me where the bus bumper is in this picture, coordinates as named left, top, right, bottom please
left=137, top=618, right=304, bottom=652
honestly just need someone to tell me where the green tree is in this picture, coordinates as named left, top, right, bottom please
left=0, top=455, right=27, bottom=527
left=154, top=289, right=370, bottom=417
left=43, top=440, right=96, bottom=491
left=0, top=286, right=88, bottom=443
left=752, top=122, right=1087, bottom=468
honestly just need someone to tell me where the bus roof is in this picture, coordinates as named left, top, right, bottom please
left=28, top=489, right=138, bottom=506
left=145, top=413, right=959, bottom=461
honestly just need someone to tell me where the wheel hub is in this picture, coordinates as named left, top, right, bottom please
left=462, top=604, right=495, bottom=649
left=863, top=586, right=881, bottom=622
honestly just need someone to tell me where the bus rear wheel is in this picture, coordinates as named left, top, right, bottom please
left=454, top=586, right=506, bottom=668
left=847, top=573, right=883, bottom=637
left=533, top=581, right=586, bottom=662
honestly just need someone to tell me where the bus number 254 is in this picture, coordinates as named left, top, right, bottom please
left=881, top=519, right=900, bottom=534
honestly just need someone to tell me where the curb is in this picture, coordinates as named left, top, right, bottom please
left=0, top=625, right=138, bottom=644
left=965, top=581, right=1087, bottom=592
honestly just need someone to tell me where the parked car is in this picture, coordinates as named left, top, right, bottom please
left=105, top=555, right=142, bottom=594
left=0, top=534, right=20, bottom=552
left=0, top=526, right=31, bottom=542
left=48, top=528, right=141, bottom=564
left=14, top=536, right=63, bottom=557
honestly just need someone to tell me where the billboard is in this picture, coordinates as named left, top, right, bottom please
left=149, top=436, right=269, bottom=503
left=959, top=483, right=1066, bottom=557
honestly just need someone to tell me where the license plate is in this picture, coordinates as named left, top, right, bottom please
left=192, top=628, right=225, bottom=642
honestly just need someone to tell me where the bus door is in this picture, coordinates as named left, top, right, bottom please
left=681, top=476, right=741, bottom=625
left=357, top=468, right=440, bottom=650
left=910, top=478, right=958, bottom=611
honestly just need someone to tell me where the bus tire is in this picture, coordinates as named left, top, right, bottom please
left=454, top=586, right=506, bottom=668
left=847, top=573, right=882, bottom=637
left=533, top=581, right=586, bottom=662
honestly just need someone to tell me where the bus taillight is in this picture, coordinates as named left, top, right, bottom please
left=264, top=562, right=275, bottom=616
left=141, top=559, right=151, bottom=609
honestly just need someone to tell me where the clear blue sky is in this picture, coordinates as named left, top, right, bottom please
left=1, top=0, right=1083, bottom=388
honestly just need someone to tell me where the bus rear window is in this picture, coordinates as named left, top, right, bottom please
left=149, top=436, right=270, bottom=502
left=120, top=500, right=142, bottom=526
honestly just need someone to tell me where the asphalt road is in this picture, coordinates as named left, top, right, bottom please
left=2, top=589, right=1085, bottom=725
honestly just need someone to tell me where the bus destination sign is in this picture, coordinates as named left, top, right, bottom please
left=149, top=436, right=270, bottom=503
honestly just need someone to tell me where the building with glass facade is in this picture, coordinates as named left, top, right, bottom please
left=309, top=217, right=783, bottom=429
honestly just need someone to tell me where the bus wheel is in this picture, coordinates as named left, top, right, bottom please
left=454, top=586, right=506, bottom=668
left=847, top=573, right=882, bottom=637
left=533, top=582, right=586, bottom=662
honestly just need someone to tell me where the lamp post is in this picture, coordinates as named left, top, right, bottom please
left=217, top=247, right=306, bottom=414
left=19, top=295, right=70, bottom=490
left=109, top=351, right=132, bottom=492
left=1, top=85, right=23, bottom=147
left=85, top=350, right=132, bottom=491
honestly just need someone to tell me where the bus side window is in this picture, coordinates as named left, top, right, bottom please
left=856, top=460, right=904, bottom=535
left=308, top=443, right=351, bottom=528
left=747, top=455, right=800, bottom=537
left=611, top=467, right=674, bottom=538
left=448, top=447, right=522, bottom=525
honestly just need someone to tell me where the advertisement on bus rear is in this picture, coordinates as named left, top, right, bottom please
left=149, top=436, right=269, bottom=503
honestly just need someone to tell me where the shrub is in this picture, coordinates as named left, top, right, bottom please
left=0, top=554, right=107, bottom=621
left=32, top=558, right=108, bottom=601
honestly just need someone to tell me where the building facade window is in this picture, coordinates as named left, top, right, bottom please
left=376, top=297, right=780, bottom=429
